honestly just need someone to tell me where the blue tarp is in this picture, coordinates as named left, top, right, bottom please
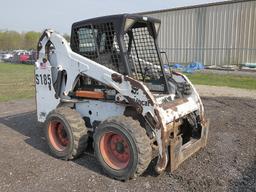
left=172, top=63, right=184, bottom=70
left=183, top=62, right=205, bottom=73
left=170, top=62, right=205, bottom=73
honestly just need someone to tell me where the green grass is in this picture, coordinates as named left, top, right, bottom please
left=0, top=62, right=34, bottom=102
left=186, top=72, right=256, bottom=90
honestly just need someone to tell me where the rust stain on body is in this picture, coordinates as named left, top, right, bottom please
left=111, top=73, right=122, bottom=83
left=160, top=98, right=188, bottom=110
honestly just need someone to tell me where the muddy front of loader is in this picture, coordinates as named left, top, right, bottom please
left=155, top=88, right=209, bottom=173
left=126, top=71, right=210, bottom=175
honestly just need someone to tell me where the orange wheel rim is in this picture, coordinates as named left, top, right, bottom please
left=99, top=132, right=131, bottom=170
left=48, top=120, right=69, bottom=151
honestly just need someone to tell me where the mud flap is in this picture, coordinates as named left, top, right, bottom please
left=169, top=119, right=210, bottom=172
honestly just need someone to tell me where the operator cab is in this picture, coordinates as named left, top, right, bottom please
left=70, top=14, right=169, bottom=93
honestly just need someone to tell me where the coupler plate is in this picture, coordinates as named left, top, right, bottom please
left=168, top=119, right=210, bottom=172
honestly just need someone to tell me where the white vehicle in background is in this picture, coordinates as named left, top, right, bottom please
left=2, top=53, right=13, bottom=62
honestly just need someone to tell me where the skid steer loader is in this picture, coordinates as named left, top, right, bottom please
left=35, top=14, right=209, bottom=180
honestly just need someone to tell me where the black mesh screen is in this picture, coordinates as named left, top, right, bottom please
left=71, top=19, right=166, bottom=92
left=72, top=22, right=124, bottom=73
left=124, top=27, right=162, bottom=82
left=124, top=26, right=165, bottom=91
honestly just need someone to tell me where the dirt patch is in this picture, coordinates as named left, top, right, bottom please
left=195, top=85, right=256, bottom=99
left=0, top=92, right=255, bottom=191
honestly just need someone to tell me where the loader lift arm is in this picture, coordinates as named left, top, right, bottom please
left=37, top=30, right=155, bottom=111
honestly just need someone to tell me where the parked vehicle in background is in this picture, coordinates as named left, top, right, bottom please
left=20, top=53, right=30, bottom=63
left=2, top=53, right=13, bottom=62
left=0, top=50, right=36, bottom=64
left=13, top=50, right=37, bottom=64
left=1, top=50, right=26, bottom=63
left=11, top=51, right=29, bottom=63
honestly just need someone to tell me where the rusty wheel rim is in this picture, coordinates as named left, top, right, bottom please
left=99, top=132, right=131, bottom=170
left=48, top=120, right=69, bottom=151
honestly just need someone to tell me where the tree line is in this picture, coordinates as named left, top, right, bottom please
left=0, top=31, right=70, bottom=51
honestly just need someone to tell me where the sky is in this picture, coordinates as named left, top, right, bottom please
left=0, top=0, right=228, bottom=34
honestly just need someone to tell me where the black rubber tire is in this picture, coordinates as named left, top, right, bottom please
left=94, top=116, right=152, bottom=180
left=45, top=107, right=88, bottom=160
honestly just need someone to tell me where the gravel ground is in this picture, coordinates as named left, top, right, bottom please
left=0, top=86, right=255, bottom=192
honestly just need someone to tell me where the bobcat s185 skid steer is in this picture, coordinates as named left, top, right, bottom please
left=35, top=14, right=209, bottom=180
